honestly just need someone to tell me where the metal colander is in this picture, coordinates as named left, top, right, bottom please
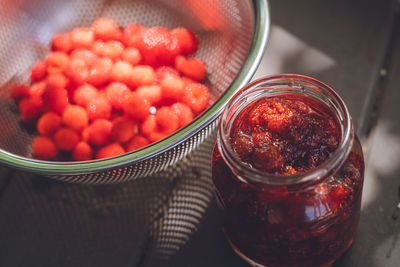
left=0, top=0, right=269, bottom=184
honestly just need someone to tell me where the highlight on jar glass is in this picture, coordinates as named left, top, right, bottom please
left=212, top=74, right=365, bottom=267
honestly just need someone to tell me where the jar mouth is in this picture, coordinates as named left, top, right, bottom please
left=218, top=74, right=354, bottom=186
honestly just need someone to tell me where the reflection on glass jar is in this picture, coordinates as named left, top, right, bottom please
left=212, top=74, right=364, bottom=267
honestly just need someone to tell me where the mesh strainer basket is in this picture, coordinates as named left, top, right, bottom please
left=0, top=0, right=269, bottom=184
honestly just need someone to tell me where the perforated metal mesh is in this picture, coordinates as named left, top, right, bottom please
left=0, top=131, right=216, bottom=264
left=0, top=0, right=267, bottom=183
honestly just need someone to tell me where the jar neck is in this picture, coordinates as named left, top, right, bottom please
left=218, top=74, right=354, bottom=186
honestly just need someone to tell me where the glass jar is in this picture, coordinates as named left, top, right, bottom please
left=212, top=74, right=365, bottom=267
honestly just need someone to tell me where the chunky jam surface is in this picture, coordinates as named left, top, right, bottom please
left=230, top=96, right=340, bottom=174
left=212, top=96, right=364, bottom=267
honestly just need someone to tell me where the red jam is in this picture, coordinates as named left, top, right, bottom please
left=212, top=92, right=364, bottom=266
left=230, top=96, right=340, bottom=175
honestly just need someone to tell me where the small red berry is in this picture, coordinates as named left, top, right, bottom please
left=32, top=136, right=58, bottom=159
left=171, top=27, right=199, bottom=55
left=112, top=117, right=137, bottom=143
left=70, top=49, right=98, bottom=68
left=73, top=141, right=93, bottom=161
left=62, top=104, right=89, bottom=132
left=175, top=55, right=206, bottom=82
left=129, top=65, right=155, bottom=87
left=45, top=52, right=70, bottom=74
left=136, top=85, right=162, bottom=106
left=110, top=60, right=134, bottom=85
left=37, top=112, right=62, bottom=136
left=171, top=102, right=194, bottom=128
left=51, top=33, right=73, bottom=53
left=122, top=24, right=146, bottom=47
left=91, top=17, right=121, bottom=41
left=105, top=82, right=130, bottom=110
left=19, top=96, right=44, bottom=123
left=73, top=83, right=99, bottom=107
left=87, top=119, right=112, bottom=146
left=125, top=135, right=150, bottom=152
left=155, top=106, right=179, bottom=134
left=182, top=82, right=210, bottom=114
left=30, top=61, right=47, bottom=82
left=122, top=47, right=142, bottom=66
left=87, top=58, right=113, bottom=86
left=86, top=96, right=112, bottom=121
left=71, top=28, right=94, bottom=49
left=53, top=127, right=80, bottom=151
left=10, top=84, right=30, bottom=101
left=122, top=92, right=150, bottom=121
left=96, top=143, right=125, bottom=159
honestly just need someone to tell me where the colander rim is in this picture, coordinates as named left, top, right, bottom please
left=0, top=0, right=271, bottom=175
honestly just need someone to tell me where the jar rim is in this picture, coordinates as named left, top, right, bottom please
left=217, top=73, right=354, bottom=185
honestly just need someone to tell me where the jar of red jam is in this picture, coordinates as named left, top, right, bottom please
left=212, top=74, right=365, bottom=267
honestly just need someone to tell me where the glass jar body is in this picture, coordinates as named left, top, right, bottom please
left=211, top=74, right=365, bottom=267
left=212, top=137, right=364, bottom=266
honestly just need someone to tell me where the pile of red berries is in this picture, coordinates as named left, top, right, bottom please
left=10, top=18, right=210, bottom=161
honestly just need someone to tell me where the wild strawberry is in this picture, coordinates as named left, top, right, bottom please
left=171, top=27, right=199, bottom=55
left=125, top=135, right=150, bottom=152
left=91, top=17, right=121, bottom=41
left=30, top=61, right=47, bottom=82
left=121, top=47, right=142, bottom=66
left=155, top=66, right=179, bottom=82
left=129, top=65, right=155, bottom=87
left=19, top=96, right=43, bottom=123
left=43, top=85, right=69, bottom=115
left=181, top=76, right=195, bottom=87
left=62, top=104, right=89, bottom=132
left=51, top=33, right=73, bottom=53
left=182, top=82, right=210, bottom=114
left=171, top=102, right=193, bottom=128
left=32, top=136, right=58, bottom=159
left=122, top=24, right=146, bottom=47
left=112, top=117, right=137, bottom=143
left=86, top=95, right=112, bottom=121
left=71, top=28, right=94, bottom=49
left=110, top=60, right=134, bottom=85
left=53, top=127, right=80, bottom=151
left=92, top=40, right=104, bottom=56
left=160, top=76, right=185, bottom=104
left=96, top=143, right=125, bottom=159
left=155, top=106, right=179, bottom=134
left=136, top=85, right=162, bottom=106
left=73, top=141, right=93, bottom=161
left=99, top=40, right=124, bottom=59
left=87, top=119, right=112, bottom=146
left=137, top=27, right=180, bottom=66
left=105, top=82, right=130, bottom=110
left=67, top=58, right=88, bottom=85
left=87, top=58, right=113, bottom=86
left=30, top=81, right=46, bottom=98
left=46, top=73, right=68, bottom=89
left=70, top=49, right=98, bottom=68
left=10, top=84, right=30, bottom=101
left=45, top=52, right=70, bottom=74
left=122, top=92, right=150, bottom=121
left=37, top=112, right=61, bottom=136
left=148, top=131, right=168, bottom=143
left=73, top=83, right=99, bottom=107
left=175, top=55, right=206, bottom=82
left=140, top=115, right=157, bottom=136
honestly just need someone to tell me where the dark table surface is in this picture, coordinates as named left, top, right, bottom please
left=1, top=0, right=400, bottom=266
